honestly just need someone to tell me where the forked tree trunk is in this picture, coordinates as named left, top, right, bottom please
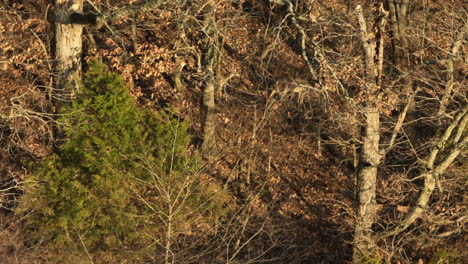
left=387, top=0, right=418, bottom=143
left=55, top=0, right=83, bottom=106
left=387, top=0, right=410, bottom=74
left=353, top=5, right=386, bottom=261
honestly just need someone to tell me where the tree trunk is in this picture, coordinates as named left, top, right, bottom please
left=387, top=0, right=418, bottom=143
left=387, top=0, right=410, bottom=73
left=202, top=75, right=217, bottom=155
left=55, top=0, right=83, bottom=106
left=200, top=5, right=218, bottom=156
left=353, top=5, right=386, bottom=261
left=354, top=109, right=381, bottom=259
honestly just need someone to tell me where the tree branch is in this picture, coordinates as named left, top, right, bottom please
left=379, top=106, right=467, bottom=238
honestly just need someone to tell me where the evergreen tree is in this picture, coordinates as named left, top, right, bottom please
left=19, top=60, right=228, bottom=262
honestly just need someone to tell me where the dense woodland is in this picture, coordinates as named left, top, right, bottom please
left=0, top=0, right=466, bottom=263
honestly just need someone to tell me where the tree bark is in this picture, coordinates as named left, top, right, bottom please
left=55, top=0, right=83, bottom=106
left=202, top=73, right=217, bottom=155
left=387, top=0, right=410, bottom=73
left=387, top=0, right=418, bottom=143
left=200, top=5, right=218, bottom=156
left=354, top=109, right=381, bottom=259
left=353, top=5, right=386, bottom=261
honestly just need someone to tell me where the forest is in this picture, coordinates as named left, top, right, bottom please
left=0, top=0, right=466, bottom=263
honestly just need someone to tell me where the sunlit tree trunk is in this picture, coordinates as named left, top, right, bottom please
left=354, top=109, right=381, bottom=259
left=55, top=0, right=83, bottom=105
left=353, top=5, right=386, bottom=261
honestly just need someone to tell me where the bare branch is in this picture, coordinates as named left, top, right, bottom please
left=437, top=22, right=468, bottom=116
left=380, top=106, right=467, bottom=238
left=428, top=105, right=468, bottom=169
left=286, top=1, right=318, bottom=80
left=386, top=88, right=416, bottom=153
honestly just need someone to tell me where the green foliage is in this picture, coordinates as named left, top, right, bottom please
left=19, top=59, right=230, bottom=261
left=358, top=253, right=383, bottom=264
left=429, top=249, right=463, bottom=264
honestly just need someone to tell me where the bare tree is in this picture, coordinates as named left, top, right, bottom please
left=353, top=5, right=387, bottom=260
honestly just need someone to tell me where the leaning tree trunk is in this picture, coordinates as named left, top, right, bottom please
left=353, top=5, right=387, bottom=261
left=55, top=0, right=83, bottom=106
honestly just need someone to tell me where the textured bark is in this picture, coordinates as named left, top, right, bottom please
left=353, top=5, right=386, bottom=261
left=172, top=57, right=186, bottom=91
left=354, top=109, right=381, bottom=258
left=55, top=0, right=83, bottom=105
left=388, top=0, right=410, bottom=73
left=200, top=5, right=218, bottom=156
left=202, top=74, right=217, bottom=155
left=387, top=0, right=418, bottom=143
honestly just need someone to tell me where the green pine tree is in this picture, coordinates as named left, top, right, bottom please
left=19, top=59, right=230, bottom=262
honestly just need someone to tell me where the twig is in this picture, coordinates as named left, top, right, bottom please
left=78, top=234, right=94, bottom=264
